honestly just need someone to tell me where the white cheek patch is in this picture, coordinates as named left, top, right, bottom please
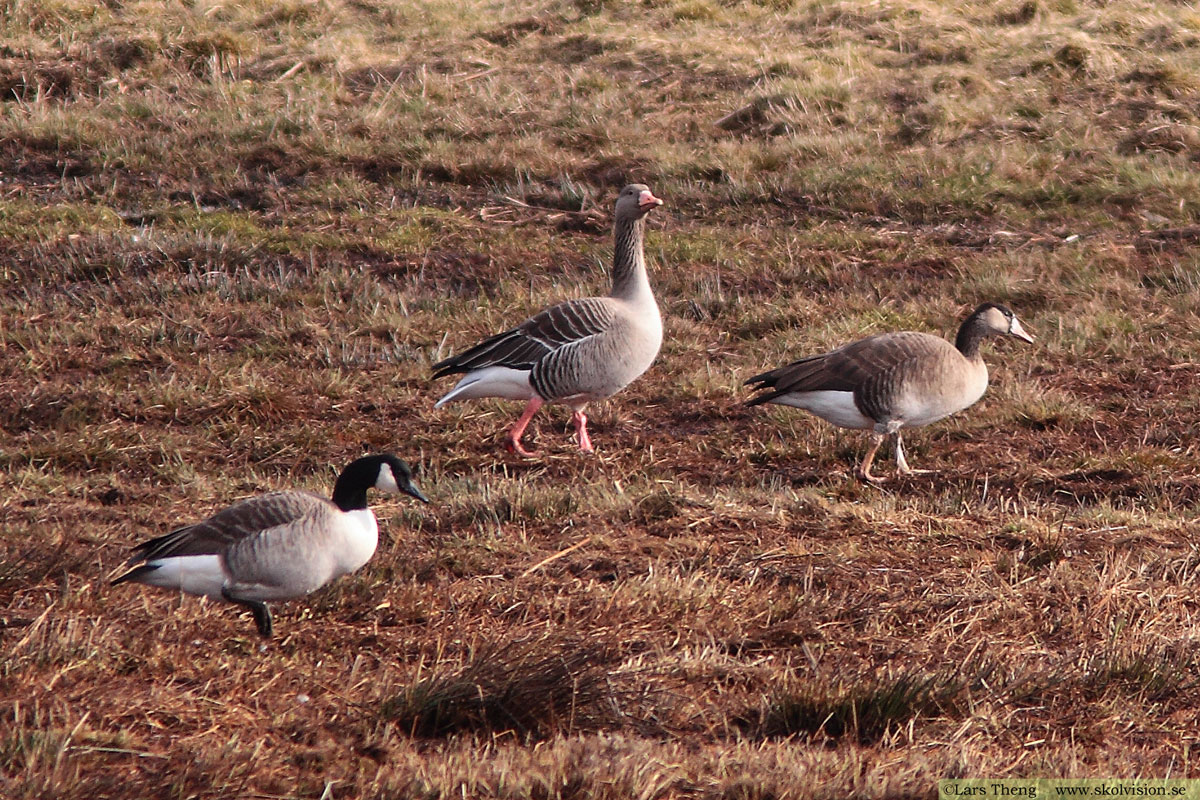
left=375, top=463, right=401, bottom=494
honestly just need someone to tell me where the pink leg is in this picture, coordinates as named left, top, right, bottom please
left=572, top=409, right=593, bottom=453
left=855, top=433, right=887, bottom=484
left=505, top=396, right=543, bottom=457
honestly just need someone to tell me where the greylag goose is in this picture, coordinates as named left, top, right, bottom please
left=432, top=184, right=664, bottom=455
left=745, top=303, right=1033, bottom=483
left=111, top=454, right=429, bottom=637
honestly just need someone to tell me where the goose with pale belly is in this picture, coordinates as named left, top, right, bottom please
left=111, top=454, right=428, bottom=637
left=432, top=184, right=664, bottom=456
left=745, top=303, right=1034, bottom=483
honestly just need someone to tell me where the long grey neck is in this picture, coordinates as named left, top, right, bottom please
left=954, top=316, right=988, bottom=360
left=610, top=215, right=649, bottom=301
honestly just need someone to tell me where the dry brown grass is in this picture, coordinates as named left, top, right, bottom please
left=4, top=0, right=1200, bottom=797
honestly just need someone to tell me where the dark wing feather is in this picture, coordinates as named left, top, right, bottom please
left=745, top=332, right=932, bottom=406
left=122, top=491, right=326, bottom=564
left=430, top=326, right=550, bottom=377
left=433, top=297, right=617, bottom=377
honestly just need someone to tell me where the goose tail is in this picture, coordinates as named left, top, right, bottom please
left=434, top=366, right=536, bottom=407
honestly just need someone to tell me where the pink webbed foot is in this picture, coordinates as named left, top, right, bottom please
left=505, top=396, right=544, bottom=458
left=504, top=435, right=539, bottom=458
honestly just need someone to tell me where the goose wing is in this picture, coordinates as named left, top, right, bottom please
left=432, top=297, right=617, bottom=377
left=122, top=491, right=330, bottom=563
left=746, top=332, right=940, bottom=405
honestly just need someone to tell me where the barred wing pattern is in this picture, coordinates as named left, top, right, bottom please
left=432, top=297, right=618, bottom=379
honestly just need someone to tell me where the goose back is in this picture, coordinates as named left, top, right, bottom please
left=127, top=491, right=327, bottom=561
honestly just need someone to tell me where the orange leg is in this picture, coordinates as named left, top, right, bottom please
left=505, top=396, right=543, bottom=457
left=572, top=409, right=593, bottom=453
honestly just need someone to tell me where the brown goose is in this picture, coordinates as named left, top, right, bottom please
left=745, top=303, right=1033, bottom=483
left=111, top=454, right=429, bottom=637
left=432, top=184, right=664, bottom=455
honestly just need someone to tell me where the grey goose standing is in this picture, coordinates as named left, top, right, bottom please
left=111, top=454, right=429, bottom=637
left=744, top=303, right=1034, bottom=483
left=432, top=184, right=664, bottom=455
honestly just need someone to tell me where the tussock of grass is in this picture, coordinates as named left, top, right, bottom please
left=741, top=670, right=965, bottom=743
left=1084, top=649, right=1197, bottom=703
left=994, top=642, right=1199, bottom=714
left=380, top=636, right=621, bottom=740
left=997, top=378, right=1094, bottom=433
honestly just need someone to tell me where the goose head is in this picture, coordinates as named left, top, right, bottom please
left=372, top=454, right=430, bottom=503
left=616, top=183, right=663, bottom=220
left=974, top=302, right=1034, bottom=344
left=335, top=454, right=430, bottom=508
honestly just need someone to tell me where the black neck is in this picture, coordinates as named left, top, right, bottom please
left=331, top=463, right=376, bottom=511
left=331, top=483, right=368, bottom=512
left=954, top=316, right=986, bottom=359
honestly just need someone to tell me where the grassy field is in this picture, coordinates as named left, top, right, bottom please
left=4, top=0, right=1200, bottom=796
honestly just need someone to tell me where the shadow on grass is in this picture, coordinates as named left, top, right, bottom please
left=380, top=636, right=625, bottom=741
left=738, top=669, right=966, bottom=744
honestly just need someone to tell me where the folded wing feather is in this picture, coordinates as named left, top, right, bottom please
left=745, top=333, right=938, bottom=404
left=124, top=492, right=330, bottom=563
left=432, top=297, right=618, bottom=377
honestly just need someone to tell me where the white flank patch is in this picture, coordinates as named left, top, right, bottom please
left=434, top=367, right=534, bottom=407
left=774, top=390, right=875, bottom=430
left=138, top=555, right=227, bottom=599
